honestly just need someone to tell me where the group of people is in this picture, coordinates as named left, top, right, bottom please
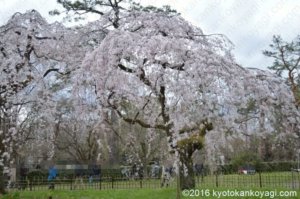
left=28, top=163, right=203, bottom=190
left=121, top=164, right=144, bottom=179
left=47, top=165, right=101, bottom=190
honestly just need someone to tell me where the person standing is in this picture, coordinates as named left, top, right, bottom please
left=48, top=165, right=57, bottom=190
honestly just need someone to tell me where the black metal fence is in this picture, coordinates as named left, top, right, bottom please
left=6, top=177, right=173, bottom=191
left=5, top=171, right=300, bottom=191
left=196, top=171, right=300, bottom=189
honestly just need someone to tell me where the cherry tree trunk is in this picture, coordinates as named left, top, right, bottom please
left=179, top=153, right=195, bottom=190
left=0, top=167, right=5, bottom=194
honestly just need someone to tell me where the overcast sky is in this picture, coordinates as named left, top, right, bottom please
left=1, top=0, right=299, bottom=70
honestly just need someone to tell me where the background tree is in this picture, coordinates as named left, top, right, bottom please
left=53, top=101, right=100, bottom=164
left=218, top=68, right=300, bottom=165
left=263, top=35, right=300, bottom=161
left=0, top=10, right=47, bottom=193
left=50, top=0, right=179, bottom=27
left=263, top=35, right=300, bottom=107
left=0, top=9, right=108, bottom=192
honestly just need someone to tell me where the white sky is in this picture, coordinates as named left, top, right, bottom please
left=0, top=0, right=299, bottom=70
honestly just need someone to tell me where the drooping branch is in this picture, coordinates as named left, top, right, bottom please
left=179, top=125, right=199, bottom=135
left=106, top=92, right=167, bottom=130
left=43, top=68, right=71, bottom=78
left=117, top=63, right=152, bottom=88
left=157, top=60, right=185, bottom=71
left=117, top=63, right=133, bottom=73
left=133, top=91, right=153, bottom=120
left=0, top=47, right=7, bottom=58
left=158, top=85, right=169, bottom=125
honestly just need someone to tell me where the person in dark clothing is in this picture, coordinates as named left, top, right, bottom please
left=19, top=166, right=28, bottom=190
left=48, top=166, right=57, bottom=190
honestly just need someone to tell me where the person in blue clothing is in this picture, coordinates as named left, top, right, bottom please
left=48, top=165, right=57, bottom=190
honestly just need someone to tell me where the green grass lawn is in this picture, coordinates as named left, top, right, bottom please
left=1, top=189, right=177, bottom=199
left=9, top=172, right=300, bottom=192
left=197, top=172, right=300, bottom=189
left=1, top=188, right=299, bottom=199
left=2, top=172, right=300, bottom=198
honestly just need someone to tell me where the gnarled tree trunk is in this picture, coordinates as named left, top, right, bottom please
left=177, top=120, right=213, bottom=189
left=179, top=151, right=195, bottom=189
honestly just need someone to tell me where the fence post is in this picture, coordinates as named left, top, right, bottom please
left=27, top=179, right=31, bottom=191
left=70, top=178, right=73, bottom=190
left=176, top=165, right=181, bottom=199
left=111, top=177, right=114, bottom=189
left=29, top=179, right=32, bottom=191
left=297, top=171, right=300, bottom=189
left=259, top=171, right=262, bottom=188
left=215, top=172, right=218, bottom=187
left=99, top=176, right=102, bottom=190
left=140, top=179, right=143, bottom=189
left=291, top=170, right=295, bottom=189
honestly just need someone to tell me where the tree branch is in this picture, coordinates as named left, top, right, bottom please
left=107, top=92, right=166, bottom=130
